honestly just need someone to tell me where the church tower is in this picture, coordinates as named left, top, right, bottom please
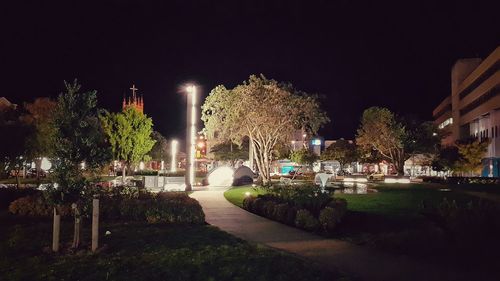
left=122, top=84, right=144, bottom=113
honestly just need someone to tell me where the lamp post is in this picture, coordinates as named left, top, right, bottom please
left=185, top=85, right=197, bottom=191
left=171, top=139, right=178, bottom=173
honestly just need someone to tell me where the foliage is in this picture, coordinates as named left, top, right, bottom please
left=290, top=148, right=318, bottom=166
left=210, top=140, right=249, bottom=164
left=148, top=131, right=169, bottom=161
left=432, top=146, right=460, bottom=172
left=202, top=75, right=329, bottom=185
left=48, top=80, right=112, bottom=206
left=455, top=139, right=490, bottom=175
left=319, top=207, right=338, bottom=232
left=9, top=189, right=205, bottom=224
left=321, top=139, right=357, bottom=167
left=295, top=209, right=320, bottom=231
left=9, top=194, right=72, bottom=217
left=0, top=187, right=39, bottom=210
left=100, top=106, right=156, bottom=175
left=20, top=98, right=58, bottom=170
left=356, top=107, right=406, bottom=174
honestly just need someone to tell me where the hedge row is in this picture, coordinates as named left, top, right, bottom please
left=242, top=195, right=347, bottom=233
left=9, top=191, right=205, bottom=224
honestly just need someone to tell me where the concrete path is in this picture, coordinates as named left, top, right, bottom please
left=190, top=188, right=474, bottom=281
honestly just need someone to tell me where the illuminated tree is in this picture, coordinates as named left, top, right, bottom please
left=356, top=107, right=406, bottom=174
left=202, top=75, right=329, bottom=185
left=21, top=98, right=57, bottom=179
left=210, top=141, right=249, bottom=167
left=100, top=106, right=155, bottom=182
left=321, top=139, right=357, bottom=169
left=455, top=139, right=489, bottom=176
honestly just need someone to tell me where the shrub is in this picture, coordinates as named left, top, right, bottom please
left=9, top=190, right=205, bottom=224
left=295, top=209, right=319, bottom=231
left=273, top=203, right=289, bottom=223
left=9, top=194, right=71, bottom=217
left=319, top=207, right=339, bottom=232
left=252, top=198, right=266, bottom=215
left=145, top=193, right=205, bottom=224
left=327, top=198, right=348, bottom=218
left=285, top=206, right=298, bottom=225
left=0, top=187, right=39, bottom=210
left=263, top=201, right=277, bottom=218
left=242, top=196, right=256, bottom=211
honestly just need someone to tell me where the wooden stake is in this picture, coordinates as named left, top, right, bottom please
left=52, top=207, right=60, bottom=252
left=91, top=199, right=99, bottom=252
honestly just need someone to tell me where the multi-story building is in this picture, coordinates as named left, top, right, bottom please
left=433, top=46, right=500, bottom=176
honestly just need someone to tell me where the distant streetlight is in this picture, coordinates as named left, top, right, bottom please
left=171, top=139, right=178, bottom=173
left=185, top=85, right=197, bottom=191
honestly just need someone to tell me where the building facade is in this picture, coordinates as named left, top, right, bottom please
left=433, top=46, right=500, bottom=176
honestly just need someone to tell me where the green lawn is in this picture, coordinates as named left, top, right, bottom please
left=0, top=212, right=341, bottom=281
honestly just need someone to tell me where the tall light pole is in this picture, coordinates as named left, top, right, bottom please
left=185, top=85, right=197, bottom=191
left=170, top=139, right=178, bottom=173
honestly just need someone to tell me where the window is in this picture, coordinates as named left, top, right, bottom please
left=438, top=118, right=453, bottom=129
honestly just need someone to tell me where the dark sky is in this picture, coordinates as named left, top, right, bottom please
left=1, top=0, right=499, bottom=140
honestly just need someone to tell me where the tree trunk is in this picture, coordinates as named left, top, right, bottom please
left=122, top=163, right=126, bottom=186
left=52, top=207, right=60, bottom=252
left=35, top=158, right=42, bottom=182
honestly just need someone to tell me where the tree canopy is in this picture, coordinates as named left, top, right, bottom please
left=100, top=106, right=155, bottom=178
left=321, top=139, right=357, bottom=167
left=202, top=75, right=329, bottom=185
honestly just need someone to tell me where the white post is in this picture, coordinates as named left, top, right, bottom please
left=185, top=85, right=197, bottom=191
left=171, top=140, right=178, bottom=173
left=52, top=207, right=60, bottom=252
left=91, top=199, right=99, bottom=252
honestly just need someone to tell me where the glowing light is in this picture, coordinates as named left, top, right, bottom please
left=384, top=178, right=410, bottom=184
left=197, top=142, right=205, bottom=148
left=40, top=157, right=51, bottom=171
left=208, top=166, right=234, bottom=186
left=343, top=177, right=368, bottom=183
left=171, top=139, right=178, bottom=173
left=139, top=161, right=145, bottom=170
left=245, top=191, right=251, bottom=197
left=312, top=139, right=321, bottom=146
left=188, top=85, right=197, bottom=186
left=80, top=162, right=86, bottom=170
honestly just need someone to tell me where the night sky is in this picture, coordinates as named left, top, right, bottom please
left=1, top=0, right=499, bottom=140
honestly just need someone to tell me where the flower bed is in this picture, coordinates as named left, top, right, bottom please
left=242, top=184, right=347, bottom=233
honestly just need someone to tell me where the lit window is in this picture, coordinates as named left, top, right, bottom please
left=438, top=118, right=453, bottom=129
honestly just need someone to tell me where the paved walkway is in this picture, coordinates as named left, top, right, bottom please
left=190, top=188, right=473, bottom=281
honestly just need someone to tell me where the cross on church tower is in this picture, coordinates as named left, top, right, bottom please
left=130, top=84, right=138, bottom=99
left=122, top=83, right=144, bottom=114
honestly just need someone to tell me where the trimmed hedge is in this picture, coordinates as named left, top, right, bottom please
left=0, top=187, right=40, bottom=210
left=9, top=191, right=205, bottom=224
left=242, top=191, right=348, bottom=234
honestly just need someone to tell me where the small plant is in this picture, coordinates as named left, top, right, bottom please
left=295, top=209, right=319, bottom=231
left=319, top=207, right=338, bottom=232
left=273, top=203, right=289, bottom=223
left=242, top=196, right=256, bottom=211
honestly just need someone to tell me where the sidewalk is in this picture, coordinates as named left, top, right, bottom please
left=190, top=188, right=472, bottom=281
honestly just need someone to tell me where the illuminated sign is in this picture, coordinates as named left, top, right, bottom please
left=312, top=139, right=321, bottom=146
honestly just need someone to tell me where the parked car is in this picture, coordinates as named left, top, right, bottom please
left=289, top=170, right=303, bottom=176
left=367, top=172, right=385, bottom=181
left=26, top=168, right=46, bottom=178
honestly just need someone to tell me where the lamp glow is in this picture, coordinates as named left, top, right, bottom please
left=171, top=140, right=178, bottom=173
left=185, top=85, right=197, bottom=190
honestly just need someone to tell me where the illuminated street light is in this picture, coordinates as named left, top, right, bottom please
left=185, top=85, right=197, bottom=191
left=171, top=139, right=178, bottom=173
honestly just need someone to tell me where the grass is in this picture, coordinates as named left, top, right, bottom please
left=223, top=182, right=500, bottom=266
left=0, top=211, right=341, bottom=281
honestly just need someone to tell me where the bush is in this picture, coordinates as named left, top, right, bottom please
left=319, top=207, right=339, bottom=232
left=295, top=209, right=319, bottom=231
left=242, top=196, right=256, bottom=211
left=0, top=187, right=39, bottom=210
left=9, top=190, right=205, bottom=225
left=263, top=201, right=277, bottom=218
left=252, top=198, right=266, bottom=215
left=327, top=198, right=348, bottom=218
left=9, top=194, right=71, bottom=217
left=285, top=206, right=298, bottom=225
left=273, top=203, right=289, bottom=223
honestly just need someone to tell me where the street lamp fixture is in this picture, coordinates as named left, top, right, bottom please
left=171, top=139, right=178, bottom=173
left=185, top=85, right=197, bottom=191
